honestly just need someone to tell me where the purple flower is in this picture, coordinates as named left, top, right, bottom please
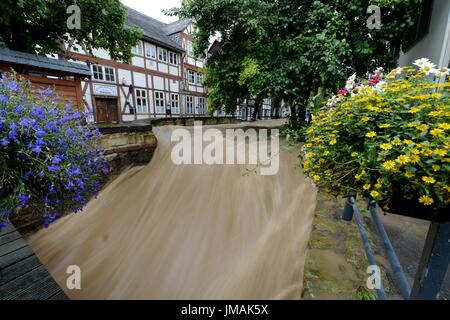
left=48, top=164, right=60, bottom=172
left=52, top=156, right=62, bottom=165
left=31, top=145, right=42, bottom=154
left=0, top=94, right=8, bottom=103
left=1, top=138, right=9, bottom=146
left=17, top=194, right=31, bottom=208
left=6, top=80, right=19, bottom=91
left=35, top=128, right=46, bottom=137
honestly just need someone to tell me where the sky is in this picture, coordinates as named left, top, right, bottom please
left=120, top=0, right=181, bottom=23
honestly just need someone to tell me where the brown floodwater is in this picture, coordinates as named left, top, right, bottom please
left=29, top=124, right=317, bottom=299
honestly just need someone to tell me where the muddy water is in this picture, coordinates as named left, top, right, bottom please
left=29, top=124, right=317, bottom=299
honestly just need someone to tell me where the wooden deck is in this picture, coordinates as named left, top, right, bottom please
left=0, top=225, right=68, bottom=300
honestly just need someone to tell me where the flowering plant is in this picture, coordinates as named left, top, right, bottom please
left=303, top=59, right=449, bottom=214
left=0, top=73, right=110, bottom=230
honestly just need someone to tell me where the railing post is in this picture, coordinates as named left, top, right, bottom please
left=342, top=196, right=354, bottom=221
left=410, top=221, right=450, bottom=300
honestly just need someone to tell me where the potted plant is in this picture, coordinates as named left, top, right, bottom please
left=0, top=73, right=110, bottom=230
left=302, top=59, right=449, bottom=222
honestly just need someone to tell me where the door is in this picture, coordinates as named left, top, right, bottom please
left=95, top=98, right=119, bottom=124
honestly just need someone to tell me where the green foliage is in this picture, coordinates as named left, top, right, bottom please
left=0, top=0, right=142, bottom=62
left=356, top=286, right=377, bottom=300
left=172, top=0, right=423, bottom=119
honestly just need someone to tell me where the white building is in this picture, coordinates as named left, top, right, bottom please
left=67, top=6, right=208, bottom=124
left=399, top=0, right=450, bottom=69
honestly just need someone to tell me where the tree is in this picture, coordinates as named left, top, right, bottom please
left=0, top=0, right=142, bottom=62
left=172, top=0, right=423, bottom=124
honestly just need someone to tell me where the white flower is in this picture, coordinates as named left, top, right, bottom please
left=395, top=68, right=403, bottom=75
left=434, top=67, right=450, bottom=78
left=413, top=58, right=430, bottom=67
left=347, top=73, right=357, bottom=82
left=345, top=80, right=355, bottom=91
left=375, top=81, right=387, bottom=92
left=420, top=61, right=437, bottom=75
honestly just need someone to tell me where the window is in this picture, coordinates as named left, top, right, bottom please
left=198, top=97, right=206, bottom=114
left=104, top=67, right=115, bottom=82
left=171, top=93, right=179, bottom=114
left=188, top=70, right=196, bottom=84
left=186, top=40, right=193, bottom=56
left=145, top=43, right=156, bottom=59
left=158, top=48, right=167, bottom=62
left=132, top=41, right=143, bottom=56
left=155, top=91, right=165, bottom=113
left=186, top=96, right=194, bottom=114
left=92, top=65, right=103, bottom=80
left=92, top=65, right=115, bottom=82
left=196, top=73, right=203, bottom=85
left=135, top=89, right=148, bottom=113
left=169, top=52, right=178, bottom=65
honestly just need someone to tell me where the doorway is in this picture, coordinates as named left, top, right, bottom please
left=95, top=98, right=119, bottom=124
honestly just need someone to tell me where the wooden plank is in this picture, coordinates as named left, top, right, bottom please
left=0, top=265, right=56, bottom=300
left=0, top=255, right=42, bottom=286
left=0, top=246, right=34, bottom=270
left=48, top=290, right=69, bottom=300
left=13, top=274, right=63, bottom=300
left=0, top=231, right=22, bottom=247
left=0, top=238, right=28, bottom=258
left=0, top=225, right=16, bottom=236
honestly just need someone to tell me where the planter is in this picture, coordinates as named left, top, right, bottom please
left=380, top=196, right=450, bottom=223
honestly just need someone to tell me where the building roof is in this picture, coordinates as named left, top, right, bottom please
left=0, top=48, right=91, bottom=77
left=165, top=19, right=191, bottom=35
left=125, top=6, right=187, bottom=53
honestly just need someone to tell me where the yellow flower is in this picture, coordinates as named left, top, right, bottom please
left=422, top=176, right=436, bottom=184
left=330, top=139, right=337, bottom=145
left=408, top=107, right=420, bottom=114
left=375, top=183, right=382, bottom=189
left=370, top=191, right=380, bottom=199
left=433, top=149, right=447, bottom=157
left=363, top=184, right=371, bottom=190
left=323, top=150, right=330, bottom=156
left=382, top=160, right=396, bottom=171
left=379, top=123, right=391, bottom=129
left=392, top=139, right=402, bottom=146
left=396, top=155, right=411, bottom=165
left=430, top=128, right=444, bottom=136
left=404, top=171, right=414, bottom=178
left=419, top=195, right=434, bottom=206
left=438, top=123, right=450, bottom=130
left=361, top=116, right=371, bottom=122
left=410, top=154, right=420, bottom=164
left=432, top=165, right=440, bottom=171
left=379, top=143, right=392, bottom=150
left=366, top=131, right=377, bottom=138
left=416, top=124, right=429, bottom=132
left=313, top=175, right=321, bottom=181
left=351, top=151, right=358, bottom=157
left=403, top=139, right=414, bottom=145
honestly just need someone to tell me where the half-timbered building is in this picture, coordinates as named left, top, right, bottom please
left=66, top=6, right=208, bottom=124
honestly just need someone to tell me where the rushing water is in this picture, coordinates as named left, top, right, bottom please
left=29, top=124, right=317, bottom=299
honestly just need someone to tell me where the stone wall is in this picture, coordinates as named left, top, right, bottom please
left=98, top=123, right=157, bottom=176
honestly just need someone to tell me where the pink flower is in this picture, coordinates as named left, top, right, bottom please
left=337, top=88, right=348, bottom=96
left=369, top=75, right=380, bottom=85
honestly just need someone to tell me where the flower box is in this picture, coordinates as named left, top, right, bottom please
left=381, top=195, right=450, bottom=223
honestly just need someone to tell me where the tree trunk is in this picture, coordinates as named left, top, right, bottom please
left=271, top=97, right=281, bottom=119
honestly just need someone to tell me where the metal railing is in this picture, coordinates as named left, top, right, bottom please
left=341, top=196, right=450, bottom=300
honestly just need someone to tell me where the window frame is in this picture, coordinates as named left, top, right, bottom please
left=198, top=97, right=206, bottom=114
left=145, top=43, right=156, bottom=59
left=132, top=41, right=143, bottom=56
left=135, top=89, right=148, bottom=113
left=171, top=93, right=180, bottom=114
left=92, top=65, right=104, bottom=81
left=169, top=52, right=178, bottom=65
left=104, top=66, right=115, bottom=82
left=188, top=70, right=196, bottom=84
left=158, top=48, right=168, bottom=62
left=155, top=91, right=165, bottom=114
left=186, top=96, right=194, bottom=114
left=196, top=73, right=203, bottom=86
